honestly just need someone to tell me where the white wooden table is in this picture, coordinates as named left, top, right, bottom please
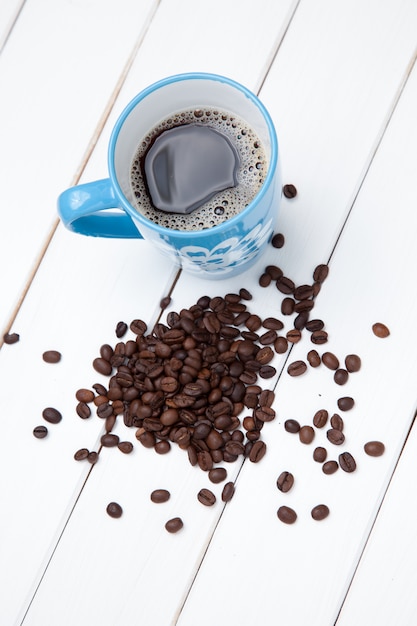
left=1, top=1, right=417, bottom=624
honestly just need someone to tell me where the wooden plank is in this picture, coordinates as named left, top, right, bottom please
left=0, top=0, right=159, bottom=335
left=0, top=1, right=297, bottom=624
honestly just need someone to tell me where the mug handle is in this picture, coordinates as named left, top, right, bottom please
left=57, top=178, right=143, bottom=238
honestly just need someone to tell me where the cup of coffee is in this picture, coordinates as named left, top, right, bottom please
left=58, top=73, right=282, bottom=278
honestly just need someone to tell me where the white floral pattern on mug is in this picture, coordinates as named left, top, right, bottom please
left=171, top=219, right=273, bottom=274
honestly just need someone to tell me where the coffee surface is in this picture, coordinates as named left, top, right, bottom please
left=130, top=107, right=267, bottom=231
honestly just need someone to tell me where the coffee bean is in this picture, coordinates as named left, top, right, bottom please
left=307, top=350, right=321, bottom=367
left=101, top=433, right=120, bottom=447
left=299, top=425, right=315, bottom=444
left=322, top=352, right=340, bottom=370
left=277, top=505, right=297, bottom=524
left=286, top=329, right=302, bottom=343
left=282, top=184, right=297, bottom=199
left=249, top=440, right=266, bottom=462
left=3, top=332, right=19, bottom=344
left=313, top=409, right=328, bottom=428
left=322, top=460, right=339, bottom=474
left=262, top=317, right=284, bottom=330
left=239, top=288, right=252, bottom=300
left=364, top=441, right=385, bottom=457
left=74, top=448, right=89, bottom=461
left=311, top=330, right=328, bottom=344
left=326, top=429, right=345, bottom=445
left=42, top=407, right=62, bottom=424
left=150, top=489, right=170, bottom=503
left=221, top=481, right=235, bottom=502
left=76, top=402, right=91, bottom=419
left=345, top=354, right=361, bottom=373
left=339, top=451, right=356, bottom=473
left=76, top=388, right=95, bottom=403
left=115, top=321, right=128, bottom=338
left=372, top=322, right=390, bottom=338
left=208, top=467, right=227, bottom=483
left=87, top=451, right=99, bottom=464
left=277, top=471, right=294, bottom=493
left=259, top=330, right=277, bottom=345
left=313, top=446, right=327, bottom=463
left=256, top=346, right=274, bottom=364
left=313, top=264, right=329, bottom=283
left=311, top=504, right=330, bottom=521
left=334, top=369, right=349, bottom=385
left=42, top=350, right=61, bottom=363
left=265, top=265, right=283, bottom=280
left=284, top=419, right=300, bottom=433
left=294, top=299, right=314, bottom=313
left=294, top=311, right=309, bottom=330
left=33, top=425, right=48, bottom=439
left=155, top=440, right=171, bottom=454
left=281, top=297, right=295, bottom=315
left=93, top=357, right=112, bottom=376
left=259, top=365, right=276, bottom=379
left=287, top=360, right=307, bottom=376
left=118, top=441, right=133, bottom=454
left=305, top=319, right=324, bottom=332
left=337, top=397, right=355, bottom=411
left=259, top=272, right=272, bottom=287
left=130, top=319, right=147, bottom=335
left=330, top=413, right=344, bottom=431
left=277, top=276, right=295, bottom=295
left=160, top=296, right=171, bottom=309
left=106, top=502, right=123, bottom=518
left=165, top=517, right=183, bottom=533
left=274, top=336, right=288, bottom=354
left=271, top=232, right=285, bottom=248
left=198, top=488, right=216, bottom=506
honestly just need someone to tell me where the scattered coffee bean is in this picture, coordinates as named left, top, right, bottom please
left=274, top=336, right=289, bottom=354
left=118, top=441, right=134, bottom=454
left=345, top=354, right=361, bottom=373
left=313, top=409, right=328, bottom=428
left=364, top=441, right=385, bottom=457
left=305, top=319, right=324, bottom=332
left=284, top=419, right=301, bottom=434
left=339, top=451, right=356, bottom=473
left=299, top=425, right=315, bottom=444
left=313, top=264, right=329, bottom=283
left=277, top=276, right=295, bottom=295
left=115, top=321, right=128, bottom=338
left=322, top=352, right=339, bottom=370
left=307, top=349, right=321, bottom=367
left=337, top=397, right=355, bottom=411
left=313, top=446, right=327, bottom=463
left=330, top=413, right=344, bottom=431
left=311, top=504, right=330, bottom=521
left=262, top=317, right=284, bottom=331
left=209, top=467, right=227, bottom=483
left=198, top=488, right=216, bottom=506
left=277, top=505, right=297, bottom=524
left=74, top=448, right=89, bottom=461
left=93, top=357, right=112, bottom=376
left=259, top=272, right=272, bottom=287
left=271, top=232, right=285, bottom=247
left=322, top=460, right=339, bottom=474
left=101, top=433, right=120, bottom=447
left=221, top=481, right=235, bottom=502
left=76, top=402, right=91, bottom=419
left=155, top=440, right=171, bottom=454
left=33, top=425, right=48, bottom=439
left=160, top=296, right=171, bottom=309
left=42, top=407, right=62, bottom=424
left=311, top=330, right=328, bottom=344
left=286, top=329, right=302, bottom=343
left=150, top=489, right=170, bottom=503
left=249, top=440, right=267, bottom=462
left=281, top=297, right=295, bottom=315
left=282, top=184, right=297, bottom=199
left=3, top=332, right=19, bottom=344
left=76, top=388, right=95, bottom=403
left=277, top=471, right=294, bottom=493
left=87, top=451, right=99, bottom=464
left=326, top=428, right=345, bottom=445
left=334, top=369, right=349, bottom=385
left=106, top=502, right=123, bottom=518
left=165, top=517, right=183, bottom=533
left=42, top=350, right=62, bottom=363
left=372, top=322, right=390, bottom=338
left=287, top=360, right=307, bottom=376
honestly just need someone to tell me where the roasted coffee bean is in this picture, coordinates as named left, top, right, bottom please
left=3, top=332, right=19, bottom=344
left=277, top=276, right=295, bottom=295
left=136, top=430, right=156, bottom=448
left=345, top=354, right=361, bottom=373
left=76, top=388, right=95, bottom=403
left=42, top=350, right=61, bottom=363
left=197, top=450, right=213, bottom=471
left=259, top=365, right=276, bottom=379
left=313, top=446, right=327, bottom=463
left=294, top=299, right=314, bottom=313
left=322, top=460, right=338, bottom=474
left=42, top=407, right=62, bottom=424
left=93, top=383, right=107, bottom=396
left=106, top=502, right=123, bottom=518
left=93, top=357, right=112, bottom=376
left=313, top=409, right=328, bottom=428
left=256, top=346, right=274, bottom=364
left=118, top=441, right=134, bottom=454
left=322, top=352, right=340, bottom=371
left=259, top=272, right=272, bottom=287
left=286, top=329, right=302, bottom=343
left=330, top=413, right=344, bottom=431
left=271, top=232, right=286, bottom=248
left=165, top=517, right=183, bottom=533
left=274, top=336, right=288, bottom=354
left=281, top=297, right=295, bottom=315
left=76, top=402, right=91, bottom=419
left=221, top=481, right=235, bottom=502
left=160, top=295, right=171, bottom=310
left=294, top=311, right=309, bottom=330
left=101, top=433, right=119, bottom=447
left=313, top=264, right=329, bottom=283
left=277, top=505, right=297, bottom=524
left=334, top=369, right=349, bottom=385
left=337, top=396, right=355, bottom=411
left=339, top=451, right=356, bottom=473
left=282, top=184, right=297, bottom=199
left=255, top=407, right=276, bottom=422
left=198, top=488, right=216, bottom=506
left=87, top=451, right=99, bottom=464
left=307, top=350, right=321, bottom=367
left=364, top=441, right=385, bottom=457
left=287, top=360, right=307, bottom=376
left=311, top=504, right=330, bottom=521
left=155, top=440, right=171, bottom=454
left=208, top=467, right=227, bottom=483
left=74, top=448, right=89, bottom=461
left=130, top=319, right=147, bottom=335
left=263, top=317, right=284, bottom=330
left=249, top=440, right=266, bottom=462
left=277, top=471, right=294, bottom=493
left=150, top=489, right=170, bottom=503
left=299, top=425, right=315, bottom=444
left=259, top=330, right=277, bottom=345
left=239, top=288, right=252, bottom=300
left=33, top=425, right=48, bottom=439
left=372, top=322, right=390, bottom=338
left=245, top=314, right=262, bottom=332
left=284, top=419, right=300, bottom=434
left=305, top=319, right=324, bottom=332
left=97, top=403, right=113, bottom=419
left=326, top=429, right=345, bottom=446
left=259, top=389, right=275, bottom=407
left=115, top=321, right=128, bottom=338
left=311, top=330, right=328, bottom=344
left=265, top=265, right=283, bottom=280
left=293, top=284, right=314, bottom=301
left=100, top=344, right=114, bottom=361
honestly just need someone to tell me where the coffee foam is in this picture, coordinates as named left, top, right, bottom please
left=130, top=107, right=267, bottom=231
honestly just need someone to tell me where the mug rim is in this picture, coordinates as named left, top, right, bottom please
left=108, top=72, right=278, bottom=238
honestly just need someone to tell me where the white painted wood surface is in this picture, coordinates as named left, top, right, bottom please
left=1, top=0, right=417, bottom=625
